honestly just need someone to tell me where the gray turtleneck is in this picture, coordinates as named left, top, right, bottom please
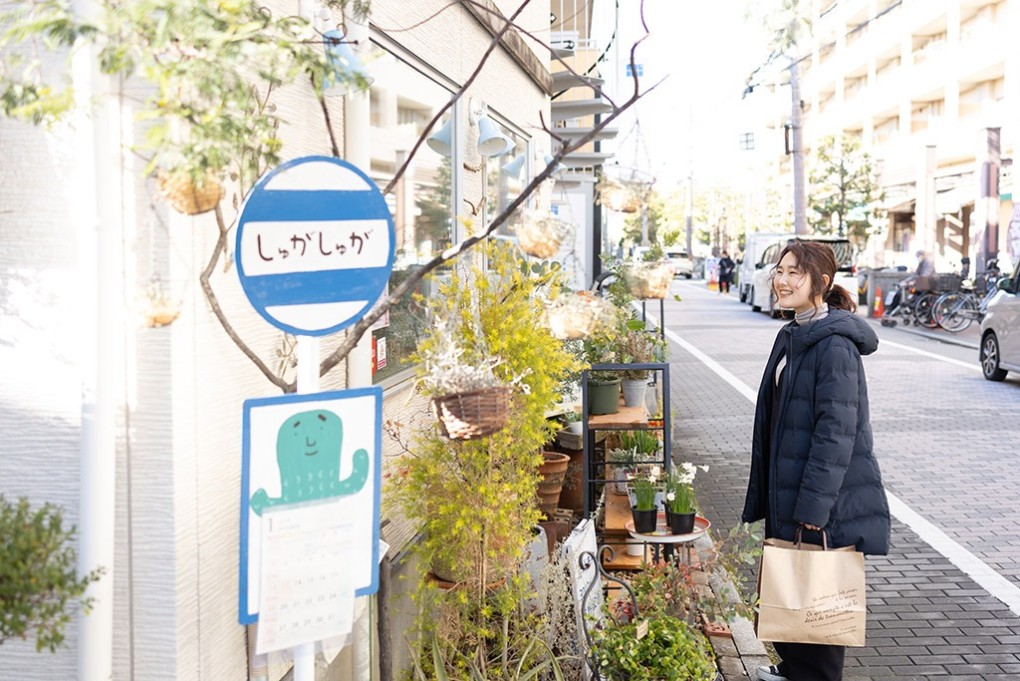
left=794, top=303, right=829, bottom=326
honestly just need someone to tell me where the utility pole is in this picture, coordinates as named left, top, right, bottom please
left=790, top=55, right=808, bottom=235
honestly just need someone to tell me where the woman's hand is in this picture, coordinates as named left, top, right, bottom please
left=800, top=522, right=822, bottom=531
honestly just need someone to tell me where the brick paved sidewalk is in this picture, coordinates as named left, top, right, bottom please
left=663, top=285, right=1020, bottom=680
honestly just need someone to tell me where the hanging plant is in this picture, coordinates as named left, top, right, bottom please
left=621, top=261, right=675, bottom=299
left=544, top=290, right=612, bottom=340
left=418, top=319, right=511, bottom=440
left=514, top=211, right=573, bottom=259
left=156, top=169, right=224, bottom=216
left=141, top=276, right=183, bottom=328
left=596, top=177, right=639, bottom=213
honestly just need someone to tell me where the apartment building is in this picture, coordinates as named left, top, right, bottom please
left=763, top=0, right=1019, bottom=271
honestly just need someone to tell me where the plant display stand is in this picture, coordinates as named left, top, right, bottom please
left=581, top=362, right=671, bottom=570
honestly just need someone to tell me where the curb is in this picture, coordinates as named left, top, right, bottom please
left=692, top=534, right=771, bottom=680
left=863, top=316, right=980, bottom=350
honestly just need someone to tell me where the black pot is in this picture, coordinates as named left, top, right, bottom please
left=631, top=506, right=658, bottom=534
left=667, top=510, right=696, bottom=535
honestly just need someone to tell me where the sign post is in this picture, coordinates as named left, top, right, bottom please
left=235, top=156, right=394, bottom=679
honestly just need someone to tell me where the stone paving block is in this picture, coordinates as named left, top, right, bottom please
left=660, top=288, right=1020, bottom=680
left=728, top=616, right=767, bottom=657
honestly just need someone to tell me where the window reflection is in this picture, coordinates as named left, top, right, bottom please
left=486, top=126, right=528, bottom=236
left=368, top=51, right=454, bottom=383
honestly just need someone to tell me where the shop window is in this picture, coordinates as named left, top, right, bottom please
left=484, top=123, right=529, bottom=237
left=367, top=51, right=456, bottom=384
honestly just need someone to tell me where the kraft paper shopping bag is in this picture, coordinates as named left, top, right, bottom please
left=755, top=535, right=867, bottom=647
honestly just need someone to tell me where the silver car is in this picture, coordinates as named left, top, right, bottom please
left=979, top=270, right=1020, bottom=381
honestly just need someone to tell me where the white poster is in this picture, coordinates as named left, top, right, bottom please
left=256, top=501, right=357, bottom=654
left=239, top=387, right=382, bottom=625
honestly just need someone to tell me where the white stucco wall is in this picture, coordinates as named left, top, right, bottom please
left=0, top=2, right=549, bottom=679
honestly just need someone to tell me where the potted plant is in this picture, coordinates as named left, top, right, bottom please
left=664, top=463, right=706, bottom=535
left=563, top=409, right=584, bottom=435
left=606, top=447, right=637, bottom=496
left=588, top=614, right=718, bottom=681
left=617, top=325, right=658, bottom=407
left=537, top=451, right=570, bottom=518
left=664, top=473, right=696, bottom=536
left=629, top=473, right=659, bottom=534
left=584, top=332, right=621, bottom=415
left=619, top=430, right=662, bottom=472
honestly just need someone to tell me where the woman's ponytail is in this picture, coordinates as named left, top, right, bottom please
left=826, top=284, right=857, bottom=313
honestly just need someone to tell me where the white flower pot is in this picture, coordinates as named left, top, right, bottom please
left=621, top=378, right=647, bottom=407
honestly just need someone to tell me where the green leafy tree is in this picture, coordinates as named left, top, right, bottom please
left=0, top=497, right=103, bottom=652
left=808, top=135, right=885, bottom=249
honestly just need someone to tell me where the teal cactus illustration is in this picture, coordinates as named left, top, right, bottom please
left=250, top=409, right=369, bottom=516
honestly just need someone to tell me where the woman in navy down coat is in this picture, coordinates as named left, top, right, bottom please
left=743, top=240, right=890, bottom=681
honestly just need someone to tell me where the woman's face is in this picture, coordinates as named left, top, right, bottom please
left=773, top=252, right=814, bottom=313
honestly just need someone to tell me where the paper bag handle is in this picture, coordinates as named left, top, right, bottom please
left=794, top=525, right=829, bottom=550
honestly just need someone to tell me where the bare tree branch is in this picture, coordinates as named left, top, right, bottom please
left=319, top=74, right=658, bottom=378
left=381, top=0, right=531, bottom=196
left=201, top=204, right=293, bottom=392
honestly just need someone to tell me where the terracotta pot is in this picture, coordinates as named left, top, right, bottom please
left=537, top=452, right=570, bottom=517
left=558, top=449, right=584, bottom=512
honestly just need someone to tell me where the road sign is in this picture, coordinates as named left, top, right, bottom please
left=235, top=156, right=395, bottom=336
left=238, top=387, right=382, bottom=625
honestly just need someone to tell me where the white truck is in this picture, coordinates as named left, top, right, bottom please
left=738, top=232, right=789, bottom=303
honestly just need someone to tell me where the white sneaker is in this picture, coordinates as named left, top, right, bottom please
left=756, top=665, right=789, bottom=681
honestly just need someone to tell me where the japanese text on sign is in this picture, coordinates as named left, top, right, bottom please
left=240, top=220, right=389, bottom=277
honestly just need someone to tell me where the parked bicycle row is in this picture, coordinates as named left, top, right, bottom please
left=880, top=258, right=1004, bottom=333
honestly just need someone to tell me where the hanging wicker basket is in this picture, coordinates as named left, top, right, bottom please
left=157, top=170, right=224, bottom=216
left=431, top=385, right=511, bottom=440
left=545, top=291, right=607, bottom=340
left=622, top=261, right=675, bottom=299
left=515, top=212, right=572, bottom=259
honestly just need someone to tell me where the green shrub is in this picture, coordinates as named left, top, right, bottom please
left=589, top=614, right=716, bottom=681
left=0, top=496, right=103, bottom=652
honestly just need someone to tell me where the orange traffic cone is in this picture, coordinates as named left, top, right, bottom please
left=873, top=286, right=884, bottom=318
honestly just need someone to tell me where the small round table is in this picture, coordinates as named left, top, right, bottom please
left=625, top=514, right=711, bottom=564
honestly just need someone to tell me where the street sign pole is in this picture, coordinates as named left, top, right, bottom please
left=235, top=155, right=394, bottom=675
left=292, top=334, right=320, bottom=681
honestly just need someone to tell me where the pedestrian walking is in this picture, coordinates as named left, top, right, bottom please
left=741, top=240, right=891, bottom=681
left=718, top=251, right=735, bottom=294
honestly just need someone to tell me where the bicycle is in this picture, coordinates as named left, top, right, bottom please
left=881, top=279, right=942, bottom=328
left=932, top=261, right=1003, bottom=333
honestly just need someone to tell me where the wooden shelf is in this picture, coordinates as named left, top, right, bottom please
left=600, top=541, right=654, bottom=570
left=603, top=490, right=634, bottom=537
left=587, top=404, right=650, bottom=429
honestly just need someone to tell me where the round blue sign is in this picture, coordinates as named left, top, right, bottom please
left=235, top=156, right=395, bottom=336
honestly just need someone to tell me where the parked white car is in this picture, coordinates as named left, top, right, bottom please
left=979, top=270, right=1020, bottom=381
left=738, top=232, right=787, bottom=303
left=750, top=237, right=858, bottom=318
left=665, top=249, right=694, bottom=278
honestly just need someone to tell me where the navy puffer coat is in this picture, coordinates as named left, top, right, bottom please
left=741, top=309, right=891, bottom=555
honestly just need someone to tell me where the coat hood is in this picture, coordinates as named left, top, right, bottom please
left=788, top=308, right=878, bottom=356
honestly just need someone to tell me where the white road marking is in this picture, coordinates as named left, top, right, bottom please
left=651, top=311, right=1020, bottom=617
left=880, top=338, right=980, bottom=372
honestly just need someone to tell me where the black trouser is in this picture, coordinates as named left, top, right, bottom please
left=719, top=275, right=731, bottom=292
left=773, top=641, right=845, bottom=680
